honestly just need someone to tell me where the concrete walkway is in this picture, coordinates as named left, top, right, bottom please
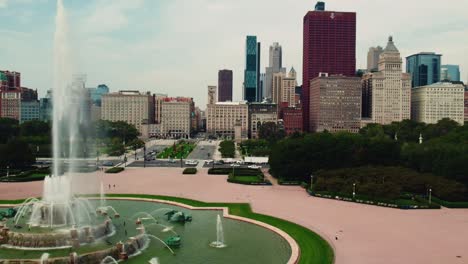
left=1, top=167, right=468, bottom=264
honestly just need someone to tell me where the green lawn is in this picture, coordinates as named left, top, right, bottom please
left=0, top=194, right=334, bottom=264
left=231, top=175, right=263, bottom=183
left=157, top=142, right=195, bottom=159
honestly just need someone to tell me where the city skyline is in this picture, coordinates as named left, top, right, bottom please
left=0, top=0, right=467, bottom=108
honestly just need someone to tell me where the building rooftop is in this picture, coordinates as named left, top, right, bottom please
left=214, top=101, right=247, bottom=106
left=383, top=36, right=399, bottom=53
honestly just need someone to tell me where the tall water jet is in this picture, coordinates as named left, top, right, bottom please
left=13, top=0, right=98, bottom=229
left=210, top=214, right=226, bottom=248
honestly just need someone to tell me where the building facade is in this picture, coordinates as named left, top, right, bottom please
left=464, top=90, right=468, bottom=122
left=218, top=70, right=233, bottom=102
left=244, top=36, right=261, bottom=102
left=265, top=42, right=286, bottom=100
left=88, top=84, right=109, bottom=106
left=303, top=2, right=356, bottom=131
left=272, top=68, right=297, bottom=108
left=208, top=86, right=217, bottom=105
left=101, top=90, right=154, bottom=133
left=154, top=93, right=168, bottom=124
left=441, top=65, right=461, bottom=82
left=20, top=100, right=40, bottom=123
left=282, top=107, right=303, bottom=135
left=1, top=90, right=21, bottom=120
left=206, top=101, right=248, bottom=139
left=248, top=103, right=278, bottom=139
left=411, top=81, right=465, bottom=124
left=309, top=74, right=361, bottom=133
left=406, top=52, right=442, bottom=88
left=362, top=37, right=411, bottom=125
left=367, top=46, right=383, bottom=72
left=160, top=97, right=193, bottom=138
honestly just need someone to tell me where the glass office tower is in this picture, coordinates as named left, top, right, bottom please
left=406, top=52, right=442, bottom=88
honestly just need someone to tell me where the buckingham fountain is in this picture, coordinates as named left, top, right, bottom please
left=0, top=1, right=293, bottom=263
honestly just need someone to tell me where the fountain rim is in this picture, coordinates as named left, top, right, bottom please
left=2, top=196, right=300, bottom=264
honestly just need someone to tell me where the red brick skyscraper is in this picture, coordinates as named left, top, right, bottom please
left=302, top=2, right=356, bottom=131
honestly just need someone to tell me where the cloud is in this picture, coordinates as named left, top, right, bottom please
left=1, top=0, right=467, bottom=109
left=80, top=0, right=145, bottom=34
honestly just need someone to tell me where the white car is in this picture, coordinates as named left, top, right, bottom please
left=230, top=163, right=241, bottom=167
left=248, top=165, right=261, bottom=169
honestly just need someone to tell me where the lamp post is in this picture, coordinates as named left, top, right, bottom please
left=429, top=188, right=432, bottom=205
left=310, top=174, right=314, bottom=190
left=143, top=146, right=146, bottom=168
left=6, top=166, right=10, bottom=178
left=353, top=183, right=356, bottom=199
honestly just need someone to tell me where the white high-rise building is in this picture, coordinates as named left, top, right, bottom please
left=411, top=81, right=465, bottom=124
left=265, top=43, right=286, bottom=100
left=362, top=36, right=411, bottom=125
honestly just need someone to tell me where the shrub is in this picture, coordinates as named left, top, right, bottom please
left=183, top=168, right=197, bottom=174
left=105, top=167, right=125, bottom=174
left=219, top=140, right=235, bottom=158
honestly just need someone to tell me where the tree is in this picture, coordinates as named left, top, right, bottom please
left=258, top=122, right=286, bottom=143
left=0, top=139, right=35, bottom=168
left=0, top=118, right=19, bottom=144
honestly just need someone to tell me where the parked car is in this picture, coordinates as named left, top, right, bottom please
left=168, top=159, right=176, bottom=163
left=102, top=161, right=114, bottom=166
left=248, top=165, right=261, bottom=169
left=230, top=163, right=240, bottom=167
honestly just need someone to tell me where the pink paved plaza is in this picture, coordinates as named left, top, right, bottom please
left=1, top=167, right=468, bottom=264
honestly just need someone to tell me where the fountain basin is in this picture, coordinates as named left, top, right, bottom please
left=0, top=198, right=296, bottom=264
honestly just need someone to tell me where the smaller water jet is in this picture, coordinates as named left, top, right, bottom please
left=100, top=256, right=119, bottom=264
left=210, top=215, right=226, bottom=248
left=145, top=234, right=176, bottom=255
left=40, top=253, right=49, bottom=264
left=149, top=257, right=160, bottom=264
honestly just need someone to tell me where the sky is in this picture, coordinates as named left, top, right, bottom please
left=1, top=0, right=467, bottom=109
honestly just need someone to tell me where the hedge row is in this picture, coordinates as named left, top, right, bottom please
left=183, top=168, right=197, bottom=174
left=105, top=167, right=125, bottom=174
left=431, top=196, right=468, bottom=208
left=309, top=190, right=440, bottom=209
left=227, top=178, right=272, bottom=185
left=208, top=168, right=262, bottom=176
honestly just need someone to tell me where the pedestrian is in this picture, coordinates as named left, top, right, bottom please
left=123, top=221, right=126, bottom=226
left=113, top=184, right=115, bottom=188
left=108, top=184, right=111, bottom=189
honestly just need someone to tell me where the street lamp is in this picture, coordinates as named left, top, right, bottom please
left=429, top=188, right=432, bottom=204
left=143, top=146, right=146, bottom=168
left=6, top=166, right=10, bottom=178
left=353, top=183, right=356, bottom=199
left=310, top=174, right=314, bottom=190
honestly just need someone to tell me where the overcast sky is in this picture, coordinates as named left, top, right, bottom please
left=1, top=0, right=467, bottom=109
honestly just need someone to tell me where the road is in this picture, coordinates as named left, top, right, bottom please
left=186, top=141, right=216, bottom=160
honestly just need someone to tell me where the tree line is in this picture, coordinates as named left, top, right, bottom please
left=269, top=119, right=468, bottom=201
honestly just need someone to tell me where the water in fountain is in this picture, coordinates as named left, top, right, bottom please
left=210, top=215, right=226, bottom=248
left=100, top=256, right=119, bottom=264
left=149, top=257, right=160, bottom=264
left=145, top=234, right=176, bottom=255
left=40, top=253, right=49, bottom=264
left=13, top=0, right=98, bottom=229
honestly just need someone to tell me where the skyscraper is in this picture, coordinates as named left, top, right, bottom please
left=244, top=36, right=261, bottom=102
left=367, top=46, right=383, bottom=72
left=302, top=2, right=356, bottom=131
left=265, top=43, right=286, bottom=100
left=406, top=52, right=442, bottom=88
left=441, top=65, right=461, bottom=82
left=218, top=70, right=233, bottom=102
left=362, top=37, right=411, bottom=125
